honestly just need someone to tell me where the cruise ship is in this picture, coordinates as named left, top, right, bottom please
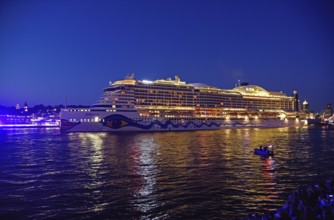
left=60, top=75, right=307, bottom=132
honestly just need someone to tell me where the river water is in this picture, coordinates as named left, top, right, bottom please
left=0, top=126, right=333, bottom=219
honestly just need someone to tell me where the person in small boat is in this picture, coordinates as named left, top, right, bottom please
left=263, top=146, right=268, bottom=152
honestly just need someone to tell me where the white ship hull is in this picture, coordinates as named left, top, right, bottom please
left=60, top=110, right=305, bottom=132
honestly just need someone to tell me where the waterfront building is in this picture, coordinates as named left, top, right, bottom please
left=326, top=104, right=333, bottom=116
left=24, top=101, right=28, bottom=113
left=0, top=104, right=60, bottom=128
left=302, top=100, right=309, bottom=113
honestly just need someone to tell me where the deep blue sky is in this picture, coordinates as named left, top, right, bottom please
left=1, top=0, right=333, bottom=112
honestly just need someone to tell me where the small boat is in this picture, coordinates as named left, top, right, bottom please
left=254, top=145, right=274, bottom=156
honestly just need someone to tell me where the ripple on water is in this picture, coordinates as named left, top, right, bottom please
left=0, top=127, right=334, bottom=219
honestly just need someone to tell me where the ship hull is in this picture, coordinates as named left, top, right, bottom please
left=60, top=111, right=305, bottom=132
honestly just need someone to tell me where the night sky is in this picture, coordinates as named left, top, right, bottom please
left=1, top=0, right=333, bottom=112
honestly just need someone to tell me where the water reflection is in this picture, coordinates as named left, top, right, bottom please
left=131, top=135, right=159, bottom=216
left=1, top=127, right=333, bottom=219
left=76, top=133, right=107, bottom=213
left=78, top=133, right=105, bottom=165
left=261, top=157, right=278, bottom=201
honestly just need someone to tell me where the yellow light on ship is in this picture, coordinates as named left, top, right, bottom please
left=279, top=113, right=286, bottom=120
left=94, top=117, right=99, bottom=122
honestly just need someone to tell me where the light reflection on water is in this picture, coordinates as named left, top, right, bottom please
left=0, top=127, right=334, bottom=219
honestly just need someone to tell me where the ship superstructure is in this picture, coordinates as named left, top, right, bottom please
left=60, top=75, right=307, bottom=132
